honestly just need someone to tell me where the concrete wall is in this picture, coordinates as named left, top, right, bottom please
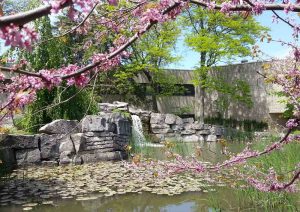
left=134, top=62, right=287, bottom=126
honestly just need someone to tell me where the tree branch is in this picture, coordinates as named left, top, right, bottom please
left=0, top=0, right=72, bottom=27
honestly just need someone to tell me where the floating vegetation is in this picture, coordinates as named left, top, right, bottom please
left=0, top=161, right=242, bottom=209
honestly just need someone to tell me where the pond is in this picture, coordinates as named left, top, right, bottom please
left=0, top=141, right=299, bottom=211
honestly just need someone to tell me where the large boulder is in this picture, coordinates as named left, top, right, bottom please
left=39, top=119, right=80, bottom=134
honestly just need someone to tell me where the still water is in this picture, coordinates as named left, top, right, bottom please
left=1, top=141, right=299, bottom=212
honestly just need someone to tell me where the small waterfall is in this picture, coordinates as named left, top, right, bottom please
left=131, top=115, right=146, bottom=144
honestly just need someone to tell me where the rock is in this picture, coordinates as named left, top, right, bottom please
left=198, top=135, right=205, bottom=142
left=39, top=134, right=62, bottom=160
left=197, top=130, right=210, bottom=135
left=59, top=151, right=73, bottom=165
left=182, top=135, right=199, bottom=142
left=39, top=119, right=80, bottom=134
left=203, top=124, right=211, bottom=130
left=210, top=126, right=223, bottom=136
left=98, top=101, right=128, bottom=112
left=165, top=114, right=177, bottom=125
left=181, top=129, right=196, bottom=135
left=59, top=136, right=75, bottom=153
left=41, top=161, right=58, bottom=166
left=82, top=114, right=131, bottom=135
left=206, top=135, right=217, bottom=142
left=73, top=155, right=83, bottom=165
left=81, top=151, right=126, bottom=163
left=15, top=149, right=41, bottom=166
left=151, top=124, right=170, bottom=129
left=1, top=135, right=38, bottom=149
left=192, top=122, right=204, bottom=130
left=110, top=113, right=131, bottom=135
left=81, top=115, right=107, bottom=132
left=70, top=133, right=85, bottom=153
left=0, top=148, right=16, bottom=165
left=171, top=124, right=184, bottom=131
left=150, top=113, right=165, bottom=124
left=182, top=118, right=194, bottom=123
left=183, top=123, right=194, bottom=130
left=151, top=128, right=173, bottom=134
left=175, top=117, right=183, bottom=125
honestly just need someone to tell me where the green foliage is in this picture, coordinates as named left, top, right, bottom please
left=95, top=21, right=184, bottom=109
left=205, top=115, right=268, bottom=132
left=182, top=8, right=268, bottom=66
left=174, top=105, right=194, bottom=116
left=112, top=109, right=131, bottom=119
left=18, top=16, right=97, bottom=133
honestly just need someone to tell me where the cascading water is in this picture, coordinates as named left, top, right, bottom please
left=131, top=115, right=147, bottom=144
left=131, top=115, right=163, bottom=147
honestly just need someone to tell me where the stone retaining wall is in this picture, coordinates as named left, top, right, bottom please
left=0, top=112, right=130, bottom=167
left=149, top=113, right=224, bottom=142
left=100, top=101, right=224, bottom=142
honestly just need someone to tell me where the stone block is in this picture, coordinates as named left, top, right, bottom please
left=151, top=124, right=170, bottom=129
left=16, top=148, right=41, bottom=165
left=1, top=135, right=38, bottom=149
left=171, top=124, right=184, bottom=131
left=70, top=133, right=85, bottom=153
left=59, top=136, right=75, bottom=153
left=206, top=135, right=217, bottom=142
left=81, top=115, right=107, bottom=132
left=150, top=113, right=165, bottom=124
left=39, top=119, right=80, bottom=134
left=197, top=130, right=210, bottom=135
left=182, top=135, right=199, bottom=142
left=39, top=134, right=62, bottom=160
left=165, top=114, right=177, bottom=125
left=175, top=117, right=183, bottom=125
left=181, top=129, right=196, bottom=135
left=151, top=128, right=173, bottom=134
left=210, top=126, right=223, bottom=136
left=182, top=118, right=194, bottom=123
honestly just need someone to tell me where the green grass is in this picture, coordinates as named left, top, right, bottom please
left=237, top=134, right=300, bottom=211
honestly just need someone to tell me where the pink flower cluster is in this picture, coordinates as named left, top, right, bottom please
left=247, top=168, right=297, bottom=192
left=0, top=72, right=4, bottom=81
left=0, top=24, right=38, bottom=50
left=286, top=118, right=299, bottom=129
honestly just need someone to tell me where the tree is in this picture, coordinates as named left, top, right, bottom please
left=0, top=0, right=299, bottom=191
left=120, top=21, right=184, bottom=111
left=19, top=15, right=97, bottom=132
left=181, top=7, right=267, bottom=121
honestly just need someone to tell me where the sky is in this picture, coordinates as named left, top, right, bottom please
left=0, top=11, right=298, bottom=70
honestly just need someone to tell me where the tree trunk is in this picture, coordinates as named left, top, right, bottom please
left=197, top=51, right=206, bottom=123
left=143, top=70, right=159, bottom=112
